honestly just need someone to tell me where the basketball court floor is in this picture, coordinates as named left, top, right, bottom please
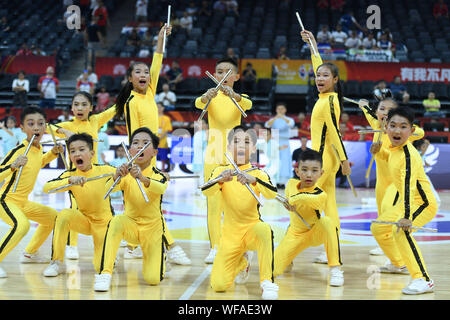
left=0, top=177, right=448, bottom=300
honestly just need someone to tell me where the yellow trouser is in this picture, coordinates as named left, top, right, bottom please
left=100, top=215, right=166, bottom=285
left=316, top=149, right=340, bottom=229
left=204, top=162, right=224, bottom=249
left=375, top=167, right=391, bottom=216
left=52, top=209, right=110, bottom=273
left=67, top=231, right=78, bottom=247
left=371, top=184, right=437, bottom=279
left=210, top=222, right=274, bottom=292
left=0, top=200, right=57, bottom=262
left=274, top=216, right=342, bottom=276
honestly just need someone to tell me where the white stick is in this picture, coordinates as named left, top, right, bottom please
left=162, top=5, right=171, bottom=53
left=121, top=142, right=149, bottom=203
left=276, top=194, right=311, bottom=229
left=199, top=167, right=257, bottom=189
left=371, top=220, right=437, bottom=233
left=12, top=135, right=36, bottom=193
left=296, top=11, right=318, bottom=57
left=198, top=69, right=232, bottom=121
left=47, top=173, right=114, bottom=193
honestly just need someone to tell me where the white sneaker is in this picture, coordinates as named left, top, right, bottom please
left=379, top=260, right=409, bottom=274
left=20, top=251, right=48, bottom=264
left=402, top=278, right=435, bottom=295
left=167, top=245, right=191, bottom=265
left=314, top=251, right=328, bottom=264
left=260, top=280, right=279, bottom=300
left=0, top=266, right=6, bottom=278
left=120, top=240, right=127, bottom=247
left=235, top=251, right=253, bottom=284
left=329, top=267, right=344, bottom=287
left=94, top=273, right=112, bottom=292
left=65, top=246, right=79, bottom=260
left=369, top=246, right=385, bottom=256
left=204, top=247, right=217, bottom=264
left=124, top=247, right=143, bottom=259
left=43, top=260, right=64, bottom=277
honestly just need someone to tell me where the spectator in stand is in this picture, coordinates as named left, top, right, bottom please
left=213, top=0, right=228, bottom=13
left=345, top=30, right=362, bottom=49
left=226, top=0, right=239, bottom=16
left=226, top=47, right=239, bottom=61
left=12, top=70, right=29, bottom=108
left=362, top=32, right=377, bottom=49
left=186, top=1, right=199, bottom=20
left=76, top=70, right=95, bottom=95
left=433, top=0, right=449, bottom=19
left=157, top=83, right=177, bottom=111
left=292, top=136, right=311, bottom=178
left=57, top=107, right=73, bottom=122
left=376, top=33, right=392, bottom=51
left=127, top=28, right=141, bottom=47
left=0, top=116, right=26, bottom=159
left=296, top=112, right=310, bottom=137
left=16, top=43, right=33, bottom=56
left=135, top=0, right=148, bottom=22
left=31, top=45, right=46, bottom=56
left=141, top=28, right=154, bottom=47
left=317, top=0, right=328, bottom=10
left=92, top=0, right=109, bottom=48
left=277, top=46, right=290, bottom=60
left=180, top=11, right=193, bottom=33
left=165, top=60, right=184, bottom=91
left=390, top=75, right=410, bottom=104
left=340, top=112, right=355, bottom=132
left=317, top=25, right=332, bottom=44
left=423, top=91, right=445, bottom=118
left=0, top=16, right=10, bottom=34
left=376, top=27, right=393, bottom=42
left=86, top=15, right=101, bottom=68
left=339, top=123, right=359, bottom=141
left=339, top=10, right=367, bottom=34
left=241, top=62, right=257, bottom=93
left=199, top=0, right=212, bottom=16
left=96, top=86, right=110, bottom=112
left=79, top=0, right=91, bottom=18
left=38, top=66, right=59, bottom=109
left=157, top=103, right=173, bottom=172
left=331, top=23, right=348, bottom=48
left=77, top=66, right=98, bottom=87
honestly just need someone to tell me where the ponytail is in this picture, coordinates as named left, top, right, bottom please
left=335, top=79, right=344, bottom=114
left=114, top=61, right=148, bottom=120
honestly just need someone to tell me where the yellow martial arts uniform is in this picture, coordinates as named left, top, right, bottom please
left=100, top=164, right=168, bottom=285
left=195, top=91, right=252, bottom=249
left=120, top=52, right=175, bottom=247
left=371, top=141, right=437, bottom=280
left=274, top=179, right=341, bottom=276
left=360, top=105, right=424, bottom=214
left=49, top=106, right=116, bottom=163
left=0, top=139, right=58, bottom=262
left=201, top=163, right=277, bottom=291
left=310, top=53, right=348, bottom=228
left=43, top=164, right=116, bottom=272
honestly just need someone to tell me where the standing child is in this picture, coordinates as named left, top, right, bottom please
left=274, top=150, right=344, bottom=286
left=0, top=107, right=63, bottom=277
left=0, top=116, right=26, bottom=159
left=370, top=106, right=437, bottom=295
left=95, top=128, right=169, bottom=291
left=300, top=30, right=351, bottom=264
left=202, top=126, right=279, bottom=300
left=42, top=133, right=116, bottom=277
left=113, top=24, right=190, bottom=265
left=48, top=91, right=116, bottom=259
left=195, top=58, right=253, bottom=263
left=357, top=97, right=425, bottom=256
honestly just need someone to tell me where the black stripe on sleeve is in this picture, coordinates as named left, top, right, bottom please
left=1, top=144, right=25, bottom=166
left=125, top=95, right=134, bottom=144
left=412, top=181, right=429, bottom=221
left=255, top=177, right=277, bottom=192
left=403, top=145, right=412, bottom=219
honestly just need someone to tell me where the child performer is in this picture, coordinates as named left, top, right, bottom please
left=94, top=127, right=169, bottom=291
left=370, top=106, right=437, bottom=295
left=195, top=58, right=253, bottom=264
left=0, top=107, right=64, bottom=277
left=114, top=25, right=190, bottom=266
left=357, top=98, right=424, bottom=256
left=48, top=91, right=116, bottom=259
left=42, top=133, right=116, bottom=277
left=300, top=30, right=351, bottom=264
left=202, top=126, right=279, bottom=300
left=274, top=150, right=344, bottom=286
